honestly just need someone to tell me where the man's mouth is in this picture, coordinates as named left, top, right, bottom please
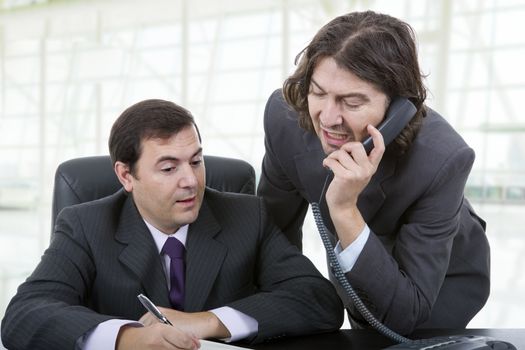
left=176, top=196, right=196, bottom=205
left=325, top=131, right=348, bottom=140
left=321, top=128, right=351, bottom=147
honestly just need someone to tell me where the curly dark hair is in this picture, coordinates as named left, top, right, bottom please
left=283, top=10, right=427, bottom=153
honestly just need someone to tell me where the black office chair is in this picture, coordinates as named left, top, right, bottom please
left=51, top=155, right=256, bottom=236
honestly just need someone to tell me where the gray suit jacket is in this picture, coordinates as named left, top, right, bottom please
left=1, top=187, right=343, bottom=350
left=257, top=89, right=490, bottom=334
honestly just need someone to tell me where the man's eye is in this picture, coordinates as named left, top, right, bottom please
left=161, top=167, right=175, bottom=172
left=310, top=90, right=325, bottom=97
left=191, top=160, right=203, bottom=167
left=343, top=100, right=361, bottom=109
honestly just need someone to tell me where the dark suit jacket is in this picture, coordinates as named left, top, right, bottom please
left=257, top=89, right=490, bottom=334
left=1, top=187, right=343, bottom=350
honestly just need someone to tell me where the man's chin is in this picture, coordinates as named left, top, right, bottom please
left=323, top=143, right=340, bottom=155
left=322, top=137, right=357, bottom=155
left=181, top=212, right=199, bottom=224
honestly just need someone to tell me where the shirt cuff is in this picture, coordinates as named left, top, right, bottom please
left=334, top=224, right=370, bottom=273
left=210, top=306, right=258, bottom=342
left=81, top=319, right=142, bottom=350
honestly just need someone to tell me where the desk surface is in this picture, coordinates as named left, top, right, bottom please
left=250, top=329, right=525, bottom=350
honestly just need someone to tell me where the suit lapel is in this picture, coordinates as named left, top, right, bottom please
left=115, top=195, right=171, bottom=307
left=358, top=149, right=398, bottom=222
left=184, top=194, right=226, bottom=312
left=295, top=130, right=331, bottom=203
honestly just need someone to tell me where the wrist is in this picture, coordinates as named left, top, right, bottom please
left=116, top=325, right=141, bottom=350
left=201, top=311, right=230, bottom=339
left=330, top=205, right=365, bottom=248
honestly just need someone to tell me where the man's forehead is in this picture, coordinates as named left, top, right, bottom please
left=141, top=129, right=202, bottom=158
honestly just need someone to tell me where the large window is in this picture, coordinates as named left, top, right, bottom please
left=1, top=1, right=524, bottom=340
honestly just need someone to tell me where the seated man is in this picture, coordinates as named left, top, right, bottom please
left=1, top=99, right=343, bottom=350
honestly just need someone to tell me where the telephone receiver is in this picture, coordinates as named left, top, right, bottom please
left=361, top=97, right=417, bottom=155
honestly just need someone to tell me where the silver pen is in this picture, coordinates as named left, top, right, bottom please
left=137, top=293, right=173, bottom=326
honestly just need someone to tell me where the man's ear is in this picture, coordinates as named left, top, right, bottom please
left=114, top=161, right=134, bottom=192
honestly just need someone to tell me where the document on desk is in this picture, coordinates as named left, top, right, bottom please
left=201, top=339, right=253, bottom=350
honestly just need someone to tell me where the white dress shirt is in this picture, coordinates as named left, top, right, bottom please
left=334, top=224, right=371, bottom=272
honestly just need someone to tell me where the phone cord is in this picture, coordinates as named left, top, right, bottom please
left=311, top=173, right=410, bottom=344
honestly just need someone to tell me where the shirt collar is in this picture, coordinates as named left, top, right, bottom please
left=143, top=220, right=188, bottom=254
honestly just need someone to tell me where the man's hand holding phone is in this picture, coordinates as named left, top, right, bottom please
left=322, top=124, right=385, bottom=248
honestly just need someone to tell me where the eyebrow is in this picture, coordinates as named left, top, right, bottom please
left=157, top=147, right=203, bottom=164
left=310, top=79, right=371, bottom=102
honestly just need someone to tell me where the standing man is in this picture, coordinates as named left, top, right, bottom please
left=258, top=11, right=489, bottom=335
left=2, top=99, right=343, bottom=350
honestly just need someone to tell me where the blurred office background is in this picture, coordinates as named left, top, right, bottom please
left=1, top=0, right=524, bottom=346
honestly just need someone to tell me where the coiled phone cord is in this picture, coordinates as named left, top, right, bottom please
left=311, top=173, right=410, bottom=344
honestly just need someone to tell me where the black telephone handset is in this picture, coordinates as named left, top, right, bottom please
left=312, top=97, right=516, bottom=349
left=362, top=97, right=417, bottom=155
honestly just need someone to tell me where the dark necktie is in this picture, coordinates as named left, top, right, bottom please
left=161, top=237, right=185, bottom=310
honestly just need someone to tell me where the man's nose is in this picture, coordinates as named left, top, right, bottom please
left=179, top=165, right=198, bottom=188
left=320, top=99, right=343, bottom=126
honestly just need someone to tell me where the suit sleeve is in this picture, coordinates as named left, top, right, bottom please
left=344, top=146, right=477, bottom=334
left=226, top=198, right=344, bottom=343
left=257, top=89, right=309, bottom=250
left=0, top=207, right=112, bottom=350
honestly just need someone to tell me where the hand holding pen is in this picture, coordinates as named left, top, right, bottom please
left=136, top=293, right=200, bottom=349
left=138, top=293, right=174, bottom=326
left=138, top=293, right=231, bottom=342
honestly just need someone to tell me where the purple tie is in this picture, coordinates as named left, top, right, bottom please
left=161, top=237, right=185, bottom=310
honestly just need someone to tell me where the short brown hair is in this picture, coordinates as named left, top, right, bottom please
left=109, top=99, right=201, bottom=175
left=283, top=11, right=427, bottom=153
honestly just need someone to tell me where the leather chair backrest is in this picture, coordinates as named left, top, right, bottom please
left=51, top=155, right=256, bottom=234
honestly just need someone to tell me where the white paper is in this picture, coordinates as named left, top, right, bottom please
left=200, top=339, right=253, bottom=350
